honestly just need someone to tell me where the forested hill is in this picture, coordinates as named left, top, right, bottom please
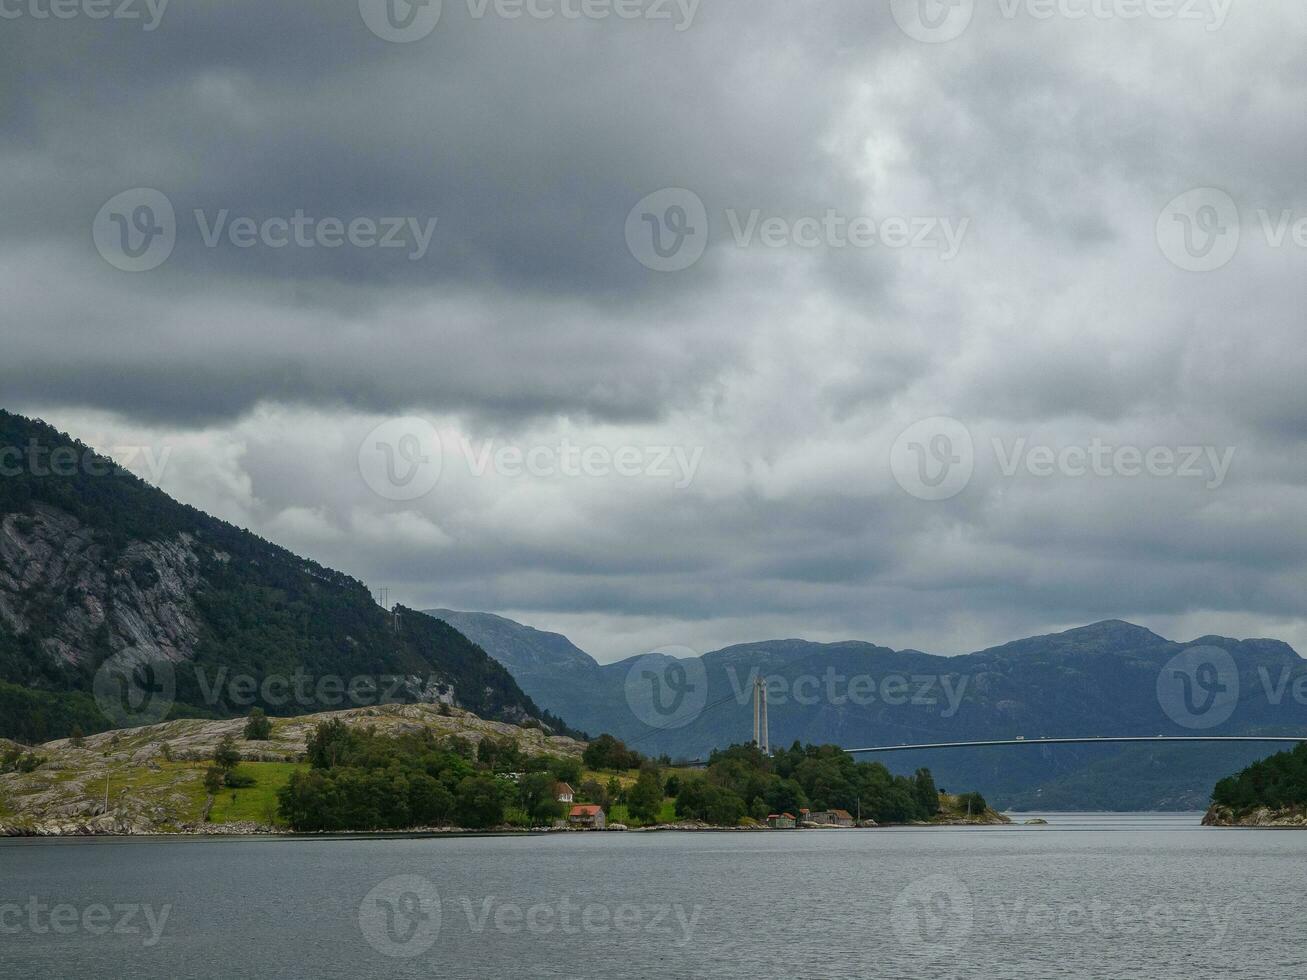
left=0, top=410, right=565, bottom=742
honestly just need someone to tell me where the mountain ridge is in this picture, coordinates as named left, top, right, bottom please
left=428, top=607, right=1307, bottom=809
left=0, top=410, right=565, bottom=742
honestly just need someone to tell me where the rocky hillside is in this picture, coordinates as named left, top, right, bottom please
left=0, top=410, right=568, bottom=742
left=0, top=702, right=584, bottom=836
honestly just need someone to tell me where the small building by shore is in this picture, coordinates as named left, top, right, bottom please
left=568, top=804, right=606, bottom=829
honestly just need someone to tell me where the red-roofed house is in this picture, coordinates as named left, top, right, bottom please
left=568, top=804, right=606, bottom=829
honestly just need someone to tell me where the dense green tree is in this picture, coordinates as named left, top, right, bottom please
left=214, top=735, right=241, bottom=772
left=477, top=737, right=525, bottom=773
left=551, top=757, right=582, bottom=785
left=204, top=766, right=225, bottom=794
left=409, top=773, right=456, bottom=826
left=456, top=775, right=509, bottom=829
left=243, top=708, right=273, bottom=741
left=519, top=771, right=566, bottom=825
left=627, top=768, right=665, bottom=824
left=306, top=719, right=357, bottom=769
left=914, top=768, right=941, bottom=815
left=583, top=734, right=643, bottom=771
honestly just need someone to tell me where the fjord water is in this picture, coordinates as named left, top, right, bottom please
left=2, top=814, right=1302, bottom=979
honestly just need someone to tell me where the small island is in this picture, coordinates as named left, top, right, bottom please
left=1203, top=742, right=1307, bottom=827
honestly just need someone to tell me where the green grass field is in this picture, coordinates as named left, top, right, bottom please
left=207, top=762, right=305, bottom=826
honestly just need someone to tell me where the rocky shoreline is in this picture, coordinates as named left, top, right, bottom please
left=1202, top=804, right=1307, bottom=828
left=1, top=814, right=1012, bottom=838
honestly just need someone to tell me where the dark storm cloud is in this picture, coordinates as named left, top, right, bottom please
left=0, top=0, right=906, bottom=424
left=9, top=3, right=1307, bottom=660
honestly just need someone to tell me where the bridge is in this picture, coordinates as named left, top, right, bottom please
left=678, top=735, right=1306, bottom=768
left=841, top=735, right=1307, bottom=754
left=665, top=682, right=1307, bottom=765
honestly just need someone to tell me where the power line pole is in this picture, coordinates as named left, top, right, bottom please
left=752, top=676, right=769, bottom=755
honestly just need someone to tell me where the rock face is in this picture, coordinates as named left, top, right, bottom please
left=0, top=504, right=203, bottom=669
left=1202, top=804, right=1307, bottom=827
left=0, top=410, right=558, bottom=739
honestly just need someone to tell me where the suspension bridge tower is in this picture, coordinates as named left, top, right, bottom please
left=752, top=676, right=769, bottom=754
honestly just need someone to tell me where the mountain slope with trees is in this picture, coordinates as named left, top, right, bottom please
left=0, top=410, right=565, bottom=741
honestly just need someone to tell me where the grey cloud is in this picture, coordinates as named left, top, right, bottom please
left=8, top=3, right=1307, bottom=662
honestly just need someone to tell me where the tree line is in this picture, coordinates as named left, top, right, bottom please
left=275, top=721, right=583, bottom=831
left=1213, top=742, right=1307, bottom=812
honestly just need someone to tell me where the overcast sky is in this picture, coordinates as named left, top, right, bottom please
left=5, top=1, right=1306, bottom=661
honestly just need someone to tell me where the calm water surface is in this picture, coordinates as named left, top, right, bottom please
left=1, top=813, right=1303, bottom=979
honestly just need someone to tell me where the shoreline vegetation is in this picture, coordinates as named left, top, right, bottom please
left=1202, top=743, right=1307, bottom=827
left=0, top=702, right=1007, bottom=837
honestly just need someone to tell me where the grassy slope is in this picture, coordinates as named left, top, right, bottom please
left=207, top=762, right=305, bottom=826
left=0, top=703, right=584, bottom=834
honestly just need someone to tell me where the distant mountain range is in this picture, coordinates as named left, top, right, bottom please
left=428, top=610, right=1307, bottom=810
left=4, top=407, right=1301, bottom=812
left=0, top=410, right=560, bottom=743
